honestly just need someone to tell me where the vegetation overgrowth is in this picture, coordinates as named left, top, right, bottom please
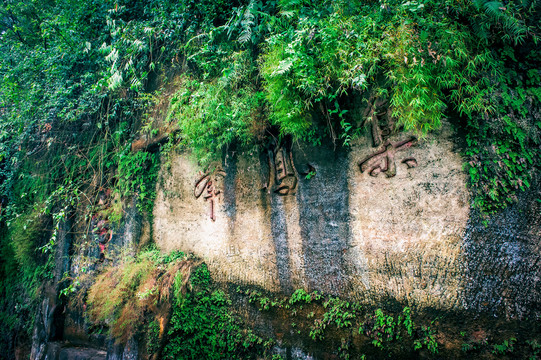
left=86, top=249, right=192, bottom=344
left=76, top=248, right=541, bottom=359
left=0, top=0, right=539, bottom=356
left=86, top=249, right=276, bottom=359
left=87, top=258, right=541, bottom=359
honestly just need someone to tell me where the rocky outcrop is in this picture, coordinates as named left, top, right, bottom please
left=152, top=122, right=540, bottom=319
left=31, top=215, right=73, bottom=360
left=31, top=121, right=540, bottom=359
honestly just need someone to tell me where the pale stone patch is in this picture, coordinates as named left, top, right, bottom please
left=153, top=154, right=281, bottom=290
left=347, top=122, right=469, bottom=309
left=153, top=121, right=470, bottom=310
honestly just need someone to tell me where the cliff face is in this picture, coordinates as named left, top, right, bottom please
left=151, top=121, right=540, bottom=320
left=27, top=121, right=541, bottom=360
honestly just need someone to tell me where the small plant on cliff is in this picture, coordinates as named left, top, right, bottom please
left=413, top=323, right=439, bottom=354
left=400, top=307, right=414, bottom=336
left=492, top=337, right=517, bottom=355
left=290, top=288, right=322, bottom=305
left=364, top=308, right=397, bottom=349
left=146, top=319, right=161, bottom=355
left=240, top=286, right=444, bottom=357
left=323, top=297, right=359, bottom=329
left=338, top=338, right=351, bottom=360
left=527, top=339, right=541, bottom=359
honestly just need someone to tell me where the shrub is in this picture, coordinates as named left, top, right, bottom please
left=163, top=264, right=272, bottom=359
left=86, top=249, right=192, bottom=344
left=10, top=210, right=50, bottom=272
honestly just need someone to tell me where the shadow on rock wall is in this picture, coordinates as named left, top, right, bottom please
left=293, top=141, right=352, bottom=296
left=461, top=177, right=541, bottom=319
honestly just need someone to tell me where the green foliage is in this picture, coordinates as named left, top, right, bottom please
left=169, top=73, right=267, bottom=165
left=305, top=170, right=316, bottom=179
left=163, top=264, right=274, bottom=360
left=0, top=219, right=56, bottom=358
left=464, top=54, right=540, bottom=213
left=0, top=0, right=538, bottom=250
left=240, top=285, right=440, bottom=357
left=117, top=148, right=160, bottom=213
left=9, top=210, right=47, bottom=271
left=0, top=0, right=249, bottom=226
left=190, top=263, right=211, bottom=288
left=290, top=288, right=319, bottom=305
left=86, top=249, right=190, bottom=343
left=492, top=337, right=516, bottom=355
left=361, top=307, right=419, bottom=352
left=309, top=296, right=360, bottom=341
left=322, top=297, right=359, bottom=329
left=401, top=306, right=414, bottom=337
left=527, top=339, right=541, bottom=360
left=146, top=319, right=161, bottom=355
left=338, top=338, right=350, bottom=360
left=189, top=0, right=538, bottom=213
left=413, top=324, right=439, bottom=354
left=366, top=308, right=398, bottom=349
left=259, top=0, right=537, bottom=141
left=0, top=0, right=540, bottom=352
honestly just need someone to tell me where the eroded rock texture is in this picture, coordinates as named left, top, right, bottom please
left=153, top=122, right=537, bottom=314
left=35, top=121, right=540, bottom=360
left=462, top=181, right=541, bottom=319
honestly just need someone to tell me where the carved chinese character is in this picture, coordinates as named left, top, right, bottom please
left=360, top=94, right=419, bottom=177
left=359, top=137, right=418, bottom=177
left=225, top=244, right=240, bottom=257
left=265, top=144, right=298, bottom=196
left=194, top=169, right=225, bottom=221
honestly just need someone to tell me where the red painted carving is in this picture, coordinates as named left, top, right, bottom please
left=401, top=157, right=418, bottom=169
left=89, top=188, right=115, bottom=262
left=92, top=213, right=113, bottom=262
left=266, top=145, right=298, bottom=196
left=195, top=169, right=225, bottom=221
left=359, top=137, right=418, bottom=177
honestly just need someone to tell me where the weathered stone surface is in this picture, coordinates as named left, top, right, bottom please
left=31, top=217, right=74, bottom=360
left=461, top=182, right=541, bottom=319
left=154, top=151, right=281, bottom=291
left=152, top=123, right=479, bottom=311
left=105, top=337, right=138, bottom=360
left=63, top=201, right=145, bottom=358
left=286, top=142, right=352, bottom=296
left=347, top=123, right=469, bottom=309
left=151, top=121, right=541, bottom=318
left=45, top=342, right=106, bottom=360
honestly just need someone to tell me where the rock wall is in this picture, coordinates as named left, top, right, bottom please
left=28, top=121, right=540, bottom=359
left=347, top=125, right=469, bottom=310
left=151, top=122, right=539, bottom=318
left=153, top=122, right=541, bottom=318
left=30, top=215, right=73, bottom=360
left=31, top=202, right=146, bottom=360
left=462, top=187, right=541, bottom=319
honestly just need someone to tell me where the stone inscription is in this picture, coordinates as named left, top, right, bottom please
left=359, top=137, right=418, bottom=177
left=266, top=144, right=298, bottom=195
left=359, top=97, right=418, bottom=177
left=194, top=169, right=226, bottom=221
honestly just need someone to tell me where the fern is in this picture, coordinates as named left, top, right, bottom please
left=472, top=0, right=533, bottom=45
left=238, top=1, right=256, bottom=44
